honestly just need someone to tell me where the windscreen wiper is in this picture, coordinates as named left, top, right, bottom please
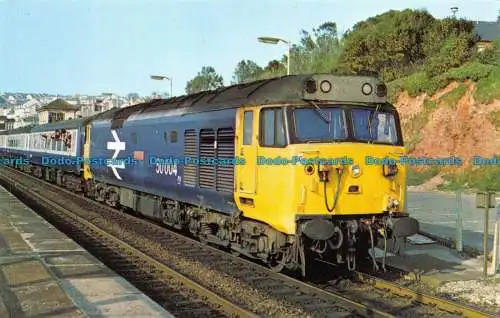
left=367, top=104, right=381, bottom=144
left=306, top=100, right=331, bottom=124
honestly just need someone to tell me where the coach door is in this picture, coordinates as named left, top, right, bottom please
left=236, top=107, right=257, bottom=195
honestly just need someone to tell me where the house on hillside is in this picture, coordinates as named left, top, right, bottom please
left=0, top=116, right=6, bottom=131
left=79, top=98, right=115, bottom=118
left=37, top=99, right=80, bottom=125
left=474, top=14, right=500, bottom=52
left=4, top=118, right=15, bottom=130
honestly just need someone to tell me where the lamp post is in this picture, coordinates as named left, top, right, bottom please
left=258, top=36, right=291, bottom=75
left=150, top=75, right=173, bottom=98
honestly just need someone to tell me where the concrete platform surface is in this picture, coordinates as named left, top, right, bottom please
left=374, top=235, right=488, bottom=285
left=0, top=185, right=175, bottom=317
left=407, top=191, right=498, bottom=252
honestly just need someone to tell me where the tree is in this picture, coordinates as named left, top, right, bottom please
left=185, top=66, right=224, bottom=94
left=127, top=92, right=140, bottom=101
left=424, top=33, right=475, bottom=77
left=338, top=9, right=475, bottom=81
left=265, top=60, right=284, bottom=72
left=231, top=60, right=263, bottom=84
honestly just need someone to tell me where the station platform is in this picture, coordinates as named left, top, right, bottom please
left=378, top=191, right=499, bottom=282
left=374, top=234, right=487, bottom=285
left=0, top=185, right=174, bottom=317
left=407, top=191, right=498, bottom=253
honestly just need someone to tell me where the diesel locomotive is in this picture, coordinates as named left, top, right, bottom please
left=0, top=74, right=419, bottom=276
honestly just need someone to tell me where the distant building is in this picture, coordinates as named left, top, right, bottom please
left=5, top=118, right=15, bottom=130
left=0, top=116, right=6, bottom=131
left=37, top=99, right=80, bottom=125
left=474, top=12, right=500, bottom=52
left=79, top=98, right=115, bottom=118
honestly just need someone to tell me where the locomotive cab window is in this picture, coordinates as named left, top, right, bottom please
left=243, top=111, right=253, bottom=145
left=351, top=108, right=398, bottom=144
left=260, top=108, right=286, bottom=147
left=291, top=106, right=347, bottom=143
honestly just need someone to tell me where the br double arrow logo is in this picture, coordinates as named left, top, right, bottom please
left=107, top=129, right=125, bottom=180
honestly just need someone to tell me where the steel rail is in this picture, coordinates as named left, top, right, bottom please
left=355, top=272, right=496, bottom=318
left=0, top=170, right=258, bottom=318
left=0, top=166, right=394, bottom=318
left=5, top=166, right=496, bottom=317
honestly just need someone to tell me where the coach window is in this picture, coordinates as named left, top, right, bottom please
left=163, top=132, right=168, bottom=144
left=170, top=131, right=177, bottom=143
left=131, top=132, right=138, bottom=144
left=260, top=108, right=286, bottom=147
left=243, top=111, right=253, bottom=145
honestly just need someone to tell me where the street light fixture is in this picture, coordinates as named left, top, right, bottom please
left=150, top=75, right=173, bottom=98
left=258, top=36, right=291, bottom=75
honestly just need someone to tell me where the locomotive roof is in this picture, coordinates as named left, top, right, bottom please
left=95, top=74, right=389, bottom=125
left=31, top=117, right=90, bottom=132
left=0, top=75, right=390, bottom=135
left=0, top=124, right=36, bottom=135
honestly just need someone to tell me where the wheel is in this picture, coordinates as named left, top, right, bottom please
left=268, top=252, right=286, bottom=272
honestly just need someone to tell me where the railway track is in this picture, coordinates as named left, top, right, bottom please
left=0, top=169, right=254, bottom=318
left=0, top=166, right=496, bottom=318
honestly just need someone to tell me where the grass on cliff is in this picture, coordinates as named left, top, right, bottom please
left=407, top=165, right=500, bottom=191
left=388, top=62, right=498, bottom=101
left=475, top=66, right=500, bottom=104
left=403, top=99, right=436, bottom=144
left=439, top=83, right=468, bottom=109
left=407, top=167, right=439, bottom=186
left=490, top=111, right=500, bottom=129
left=438, top=164, right=500, bottom=191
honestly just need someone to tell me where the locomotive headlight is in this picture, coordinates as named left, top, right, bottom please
left=382, top=163, right=398, bottom=177
left=387, top=198, right=401, bottom=210
left=304, top=164, right=315, bottom=175
left=362, top=83, right=373, bottom=95
left=305, top=79, right=317, bottom=93
left=351, top=164, right=361, bottom=178
left=320, top=80, right=332, bottom=93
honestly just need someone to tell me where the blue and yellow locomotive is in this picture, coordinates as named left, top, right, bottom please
left=0, top=74, right=419, bottom=276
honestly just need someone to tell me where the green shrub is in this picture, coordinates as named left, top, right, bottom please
left=441, top=61, right=493, bottom=82
left=474, top=38, right=500, bottom=65
left=424, top=34, right=474, bottom=77
left=387, top=71, right=453, bottom=99
left=474, top=66, right=500, bottom=104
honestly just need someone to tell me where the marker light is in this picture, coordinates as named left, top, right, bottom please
left=305, top=79, right=317, bottom=94
left=376, top=84, right=387, bottom=97
left=351, top=164, right=361, bottom=178
left=305, top=164, right=315, bottom=175
left=362, top=83, right=373, bottom=95
left=320, top=80, right=332, bottom=93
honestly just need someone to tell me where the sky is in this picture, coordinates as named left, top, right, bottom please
left=0, top=0, right=499, bottom=97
